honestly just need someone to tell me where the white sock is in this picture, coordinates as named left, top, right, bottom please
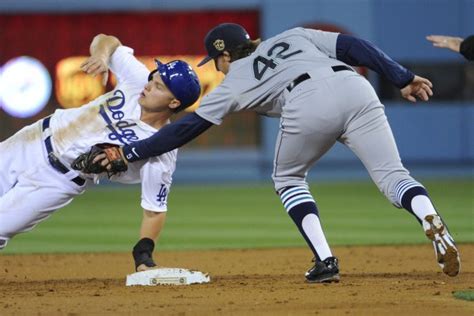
left=302, top=214, right=333, bottom=260
left=411, top=195, right=437, bottom=221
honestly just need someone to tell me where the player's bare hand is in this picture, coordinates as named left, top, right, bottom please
left=91, top=153, right=111, bottom=170
left=426, top=35, right=463, bottom=53
left=71, top=144, right=127, bottom=176
left=80, top=55, right=109, bottom=86
left=91, top=147, right=126, bottom=169
left=400, top=75, right=433, bottom=103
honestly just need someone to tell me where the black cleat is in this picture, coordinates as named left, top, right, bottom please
left=0, top=239, right=7, bottom=250
left=305, top=256, right=340, bottom=283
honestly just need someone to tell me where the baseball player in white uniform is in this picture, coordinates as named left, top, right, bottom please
left=0, top=34, right=201, bottom=271
left=75, top=24, right=461, bottom=282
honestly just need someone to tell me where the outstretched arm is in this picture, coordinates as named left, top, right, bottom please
left=427, top=34, right=474, bottom=61
left=426, top=35, right=463, bottom=52
left=336, top=34, right=414, bottom=89
left=122, top=112, right=214, bottom=162
left=133, top=210, right=167, bottom=272
left=336, top=34, right=433, bottom=102
left=81, top=34, right=121, bottom=86
left=71, top=113, right=213, bottom=172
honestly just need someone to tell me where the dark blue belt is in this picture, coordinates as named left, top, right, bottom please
left=42, top=117, right=85, bottom=186
left=287, top=65, right=355, bottom=92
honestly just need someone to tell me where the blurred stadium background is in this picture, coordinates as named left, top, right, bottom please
left=0, top=0, right=472, bottom=253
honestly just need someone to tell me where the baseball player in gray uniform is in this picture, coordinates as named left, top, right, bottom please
left=76, top=23, right=461, bottom=283
left=0, top=34, right=201, bottom=272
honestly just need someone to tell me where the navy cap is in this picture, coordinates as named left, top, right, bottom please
left=197, top=23, right=251, bottom=67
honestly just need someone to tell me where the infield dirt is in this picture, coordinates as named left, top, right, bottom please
left=1, top=244, right=472, bottom=315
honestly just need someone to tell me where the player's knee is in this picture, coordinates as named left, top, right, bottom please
left=272, top=175, right=308, bottom=193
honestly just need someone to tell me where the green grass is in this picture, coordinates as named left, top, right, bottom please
left=453, top=291, right=474, bottom=301
left=2, top=180, right=473, bottom=254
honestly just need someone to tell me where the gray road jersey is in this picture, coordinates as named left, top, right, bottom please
left=196, top=27, right=348, bottom=125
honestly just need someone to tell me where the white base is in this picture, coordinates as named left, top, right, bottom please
left=126, top=268, right=210, bottom=286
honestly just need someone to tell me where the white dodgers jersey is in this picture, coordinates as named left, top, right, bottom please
left=49, top=46, right=177, bottom=212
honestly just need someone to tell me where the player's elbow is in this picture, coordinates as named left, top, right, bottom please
left=95, top=33, right=120, bottom=41
left=94, top=33, right=107, bottom=40
left=90, top=34, right=122, bottom=53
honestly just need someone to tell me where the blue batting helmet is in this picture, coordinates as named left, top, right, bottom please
left=148, top=59, right=201, bottom=112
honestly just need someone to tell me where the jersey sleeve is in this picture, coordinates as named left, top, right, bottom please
left=109, top=46, right=149, bottom=88
left=139, top=150, right=177, bottom=212
left=460, top=35, right=474, bottom=61
left=336, top=34, right=414, bottom=88
left=300, top=28, right=339, bottom=58
left=122, top=113, right=213, bottom=162
left=195, top=82, right=237, bottom=125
